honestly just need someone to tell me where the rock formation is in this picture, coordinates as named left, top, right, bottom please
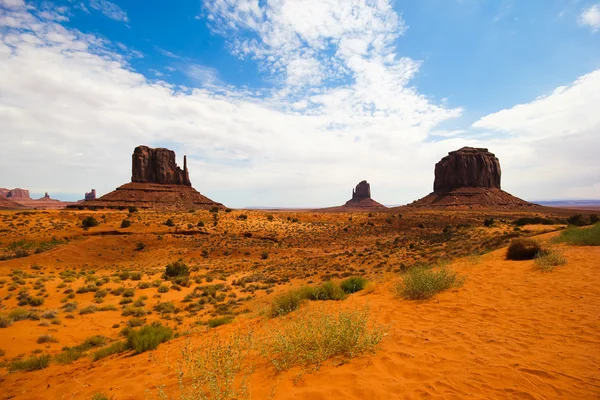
left=434, top=147, right=501, bottom=193
left=0, top=188, right=9, bottom=197
left=6, top=188, right=30, bottom=199
left=340, top=180, right=386, bottom=209
left=132, top=146, right=190, bottom=186
left=0, top=197, right=26, bottom=210
left=408, top=146, right=533, bottom=208
left=76, top=145, right=224, bottom=211
left=85, top=189, right=96, bottom=201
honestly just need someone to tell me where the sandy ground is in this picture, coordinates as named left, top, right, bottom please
left=1, top=230, right=598, bottom=399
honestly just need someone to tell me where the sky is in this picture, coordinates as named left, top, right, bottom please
left=0, top=0, right=599, bottom=208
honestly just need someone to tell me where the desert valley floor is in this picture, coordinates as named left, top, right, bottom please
left=0, top=208, right=598, bottom=399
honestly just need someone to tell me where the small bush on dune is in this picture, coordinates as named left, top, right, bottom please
left=120, top=219, right=131, bottom=228
left=269, top=291, right=304, bottom=317
left=553, top=223, right=600, bottom=246
left=340, top=277, right=368, bottom=294
left=164, top=260, right=190, bottom=278
left=81, top=216, right=99, bottom=228
left=126, top=323, right=173, bottom=354
left=207, top=316, right=234, bottom=328
left=92, top=341, right=127, bottom=361
left=37, top=334, right=58, bottom=344
left=9, top=354, right=51, bottom=372
left=160, top=334, right=253, bottom=400
left=0, top=314, right=12, bottom=328
left=398, top=267, right=462, bottom=300
left=313, top=281, right=347, bottom=301
left=263, top=306, right=384, bottom=371
left=506, top=238, right=544, bottom=260
left=55, top=347, right=84, bottom=364
left=535, top=250, right=567, bottom=272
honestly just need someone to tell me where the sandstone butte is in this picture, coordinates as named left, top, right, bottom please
left=343, top=180, right=386, bottom=209
left=408, top=146, right=534, bottom=208
left=0, top=188, right=74, bottom=210
left=77, top=145, right=225, bottom=211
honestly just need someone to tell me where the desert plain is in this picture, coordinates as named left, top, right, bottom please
left=0, top=206, right=598, bottom=399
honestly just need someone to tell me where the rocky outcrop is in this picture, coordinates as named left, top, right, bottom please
left=0, top=188, right=9, bottom=197
left=339, top=180, right=386, bottom=210
left=352, top=180, right=371, bottom=200
left=132, top=146, right=191, bottom=186
left=434, top=147, right=501, bottom=193
left=6, top=188, right=30, bottom=199
left=77, top=145, right=224, bottom=211
left=85, top=189, right=96, bottom=201
left=408, top=146, right=533, bottom=209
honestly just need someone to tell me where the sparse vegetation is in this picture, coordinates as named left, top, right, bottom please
left=397, top=266, right=463, bottom=300
left=553, top=223, right=600, bottom=246
left=125, top=323, right=173, bottom=354
left=264, top=306, right=384, bottom=371
left=506, top=238, right=545, bottom=260
left=535, top=250, right=567, bottom=272
left=9, top=354, right=51, bottom=372
left=82, top=216, right=99, bottom=228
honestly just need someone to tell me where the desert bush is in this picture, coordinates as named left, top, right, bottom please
left=164, top=218, right=175, bottom=227
left=535, top=250, right=567, bottom=272
left=483, top=218, right=494, bottom=227
left=128, top=206, right=138, bottom=213
left=0, top=314, right=13, bottom=328
left=121, top=306, right=148, bottom=317
left=37, top=334, right=58, bottom=344
left=120, top=219, right=131, bottom=228
left=128, top=318, right=145, bottom=327
left=9, top=354, right=51, bottom=372
left=153, top=301, right=178, bottom=314
left=158, top=334, right=253, bottom=400
left=506, top=238, right=545, bottom=260
left=92, top=341, right=127, bottom=361
left=514, top=217, right=555, bottom=226
left=55, top=347, right=84, bottom=364
left=79, top=305, right=98, bottom=315
left=340, top=277, right=368, bottom=294
left=82, top=216, right=99, bottom=228
left=28, top=297, right=44, bottom=306
left=398, top=267, right=462, bottom=300
left=260, top=251, right=269, bottom=260
left=591, top=214, right=599, bottom=224
left=207, top=316, right=234, bottom=328
left=157, top=285, right=169, bottom=293
left=125, top=323, right=173, bottom=354
left=8, top=308, right=38, bottom=321
left=567, top=214, right=587, bottom=226
left=263, top=306, right=384, bottom=371
left=313, top=281, right=347, bottom=301
left=165, top=260, right=190, bottom=278
left=135, top=242, right=145, bottom=251
left=553, top=223, right=600, bottom=246
left=92, top=393, right=113, bottom=400
left=269, top=291, right=304, bottom=317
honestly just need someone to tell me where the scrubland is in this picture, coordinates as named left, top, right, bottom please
left=0, top=208, right=598, bottom=399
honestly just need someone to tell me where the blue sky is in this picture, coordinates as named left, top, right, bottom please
left=1, top=0, right=599, bottom=207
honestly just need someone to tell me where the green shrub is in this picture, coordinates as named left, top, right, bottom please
left=55, top=347, right=85, bottom=364
left=264, top=306, right=384, bottom=371
left=261, top=251, right=269, bottom=260
left=165, top=260, right=190, bottom=278
left=128, top=206, right=138, bottom=213
left=92, top=341, right=127, bottom=361
left=9, top=354, right=51, bottom=372
left=514, top=217, right=555, bottom=226
left=553, top=223, right=600, bottom=246
left=92, top=393, right=112, bottom=400
left=82, top=216, right=99, bottom=228
left=121, top=306, right=148, bottom=317
left=120, top=219, right=131, bottom=228
left=506, top=238, right=544, bottom=260
left=28, top=297, right=44, bottom=306
left=269, top=291, right=304, bottom=317
left=340, top=277, right=368, bottom=294
left=125, top=323, right=173, bottom=354
left=164, top=218, right=175, bottom=227
left=128, top=318, right=145, bottom=327
left=313, top=281, right=347, bottom=301
left=591, top=214, right=599, bottom=224
left=207, top=316, right=234, bottom=328
left=483, top=218, right=494, bottom=227
left=398, top=267, right=462, bottom=300
left=153, top=301, right=178, bottom=314
left=135, top=242, right=145, bottom=251
left=567, top=214, right=587, bottom=227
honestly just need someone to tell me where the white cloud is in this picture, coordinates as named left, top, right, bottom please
left=89, top=0, right=128, bottom=22
left=578, top=4, right=600, bottom=32
left=472, top=70, right=600, bottom=200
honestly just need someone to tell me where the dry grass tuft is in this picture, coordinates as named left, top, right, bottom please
left=535, top=250, right=567, bottom=272
left=263, top=306, right=385, bottom=371
left=397, top=266, right=463, bottom=300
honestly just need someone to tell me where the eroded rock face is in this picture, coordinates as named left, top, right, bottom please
left=132, top=146, right=191, bottom=186
left=352, top=180, right=371, bottom=200
left=7, top=188, right=30, bottom=199
left=434, top=147, right=501, bottom=193
left=0, top=188, right=9, bottom=197
left=85, top=189, right=96, bottom=201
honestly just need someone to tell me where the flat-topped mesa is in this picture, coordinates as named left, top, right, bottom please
left=433, top=147, right=501, bottom=193
left=6, top=188, right=30, bottom=199
left=132, top=146, right=191, bottom=186
left=85, top=189, right=96, bottom=201
left=352, top=180, right=371, bottom=200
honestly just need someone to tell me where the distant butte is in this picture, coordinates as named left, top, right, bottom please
left=77, top=145, right=224, bottom=211
left=343, top=180, right=386, bottom=209
left=0, top=188, right=73, bottom=210
left=408, top=147, right=533, bottom=208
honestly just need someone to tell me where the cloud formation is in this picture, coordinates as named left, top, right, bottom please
left=579, top=4, right=600, bottom=32
left=0, top=0, right=598, bottom=206
left=89, top=0, right=128, bottom=22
